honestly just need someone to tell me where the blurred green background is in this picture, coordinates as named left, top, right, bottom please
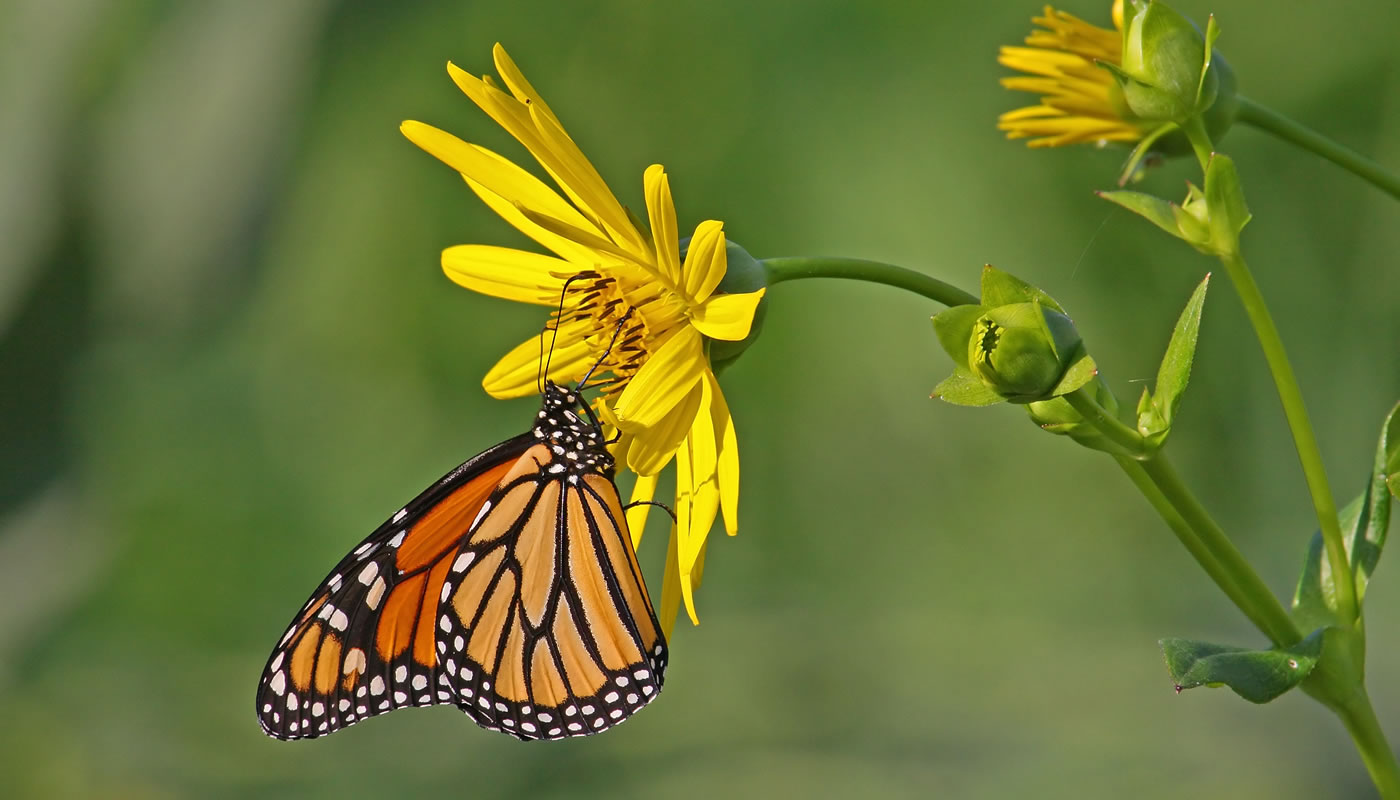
left=2, top=0, right=1398, bottom=797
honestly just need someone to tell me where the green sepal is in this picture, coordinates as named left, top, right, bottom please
left=1195, top=15, right=1221, bottom=110
left=1136, top=274, right=1210, bottom=450
left=1292, top=402, right=1400, bottom=629
left=1047, top=351, right=1096, bottom=398
left=1098, top=188, right=1208, bottom=249
left=1113, top=120, right=1177, bottom=186
left=1097, top=189, right=1179, bottom=236
left=1160, top=629, right=1325, bottom=704
left=931, top=304, right=986, bottom=370
left=1204, top=153, right=1250, bottom=252
left=931, top=367, right=1004, bottom=407
left=979, top=265, right=1065, bottom=313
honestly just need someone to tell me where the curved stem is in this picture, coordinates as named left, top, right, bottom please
left=763, top=257, right=979, bottom=308
left=1237, top=95, right=1400, bottom=202
left=1217, top=249, right=1355, bottom=624
left=1066, top=388, right=1146, bottom=458
left=1137, top=455, right=1302, bottom=647
left=1067, top=389, right=1301, bottom=646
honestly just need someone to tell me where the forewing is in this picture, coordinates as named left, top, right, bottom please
left=255, top=435, right=531, bottom=740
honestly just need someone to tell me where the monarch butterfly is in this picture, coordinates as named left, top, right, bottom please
left=255, top=380, right=666, bottom=741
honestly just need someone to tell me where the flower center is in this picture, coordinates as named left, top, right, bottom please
left=554, top=271, right=656, bottom=398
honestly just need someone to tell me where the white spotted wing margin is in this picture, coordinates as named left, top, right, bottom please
left=255, top=432, right=536, bottom=741
left=434, top=457, right=668, bottom=741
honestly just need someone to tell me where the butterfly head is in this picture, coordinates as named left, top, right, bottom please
left=534, top=381, right=613, bottom=475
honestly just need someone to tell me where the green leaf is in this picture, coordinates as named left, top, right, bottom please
left=1204, top=153, right=1251, bottom=251
left=931, top=304, right=985, bottom=370
left=931, top=368, right=1003, bottom=407
left=1160, top=630, right=1324, bottom=704
left=1098, top=190, right=1180, bottom=235
left=979, top=265, right=1065, bottom=313
left=1137, top=274, right=1209, bottom=448
left=1293, top=402, right=1399, bottom=627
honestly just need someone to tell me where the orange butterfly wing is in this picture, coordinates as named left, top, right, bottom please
left=255, top=383, right=666, bottom=741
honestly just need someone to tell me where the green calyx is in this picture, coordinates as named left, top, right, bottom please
left=932, top=266, right=1096, bottom=406
left=1103, top=1, right=1233, bottom=128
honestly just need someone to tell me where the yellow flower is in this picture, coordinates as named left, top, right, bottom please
left=997, top=2, right=1146, bottom=148
left=400, top=44, right=764, bottom=635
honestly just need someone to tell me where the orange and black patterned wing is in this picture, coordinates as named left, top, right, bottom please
left=256, top=381, right=667, bottom=742
left=255, top=432, right=532, bottom=740
left=434, top=439, right=667, bottom=740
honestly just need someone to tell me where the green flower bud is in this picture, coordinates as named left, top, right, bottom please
left=707, top=240, right=767, bottom=371
left=1109, top=1, right=1226, bottom=125
left=968, top=302, right=1084, bottom=404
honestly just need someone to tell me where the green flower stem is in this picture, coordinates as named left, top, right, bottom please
left=1136, top=454, right=1302, bottom=647
left=1065, top=388, right=1146, bottom=457
left=1067, top=389, right=1301, bottom=646
left=1181, top=116, right=1214, bottom=170
left=1179, top=121, right=1358, bottom=626
left=1216, top=250, right=1356, bottom=624
left=1111, top=456, right=1239, bottom=607
left=1237, top=95, right=1400, bottom=202
left=1335, top=688, right=1400, bottom=798
left=762, top=257, right=979, bottom=308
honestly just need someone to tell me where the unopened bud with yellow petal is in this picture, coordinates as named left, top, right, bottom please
left=1103, top=0, right=1232, bottom=126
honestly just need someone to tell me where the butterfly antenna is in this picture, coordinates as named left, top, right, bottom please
left=538, top=275, right=586, bottom=394
left=577, top=306, right=633, bottom=393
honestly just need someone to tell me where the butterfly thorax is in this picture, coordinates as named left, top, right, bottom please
left=533, top=382, right=613, bottom=477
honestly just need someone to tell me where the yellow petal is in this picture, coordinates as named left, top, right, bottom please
left=625, top=380, right=703, bottom=476
left=643, top=165, right=682, bottom=287
left=490, top=44, right=566, bottom=135
left=525, top=103, right=651, bottom=261
left=481, top=326, right=592, bottom=398
left=679, top=567, right=700, bottom=627
left=626, top=473, right=658, bottom=550
left=681, top=220, right=726, bottom=302
left=673, top=449, right=703, bottom=627
left=707, top=371, right=740, bottom=536
left=689, top=289, right=766, bottom=341
left=659, top=523, right=682, bottom=637
left=400, top=121, right=601, bottom=251
left=613, top=326, right=705, bottom=430
left=445, top=61, right=649, bottom=263
left=440, top=245, right=577, bottom=305
left=677, top=383, right=720, bottom=576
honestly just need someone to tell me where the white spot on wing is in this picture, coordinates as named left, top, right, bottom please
left=366, top=577, right=387, bottom=610
left=357, top=561, right=379, bottom=585
left=469, top=502, right=492, bottom=532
